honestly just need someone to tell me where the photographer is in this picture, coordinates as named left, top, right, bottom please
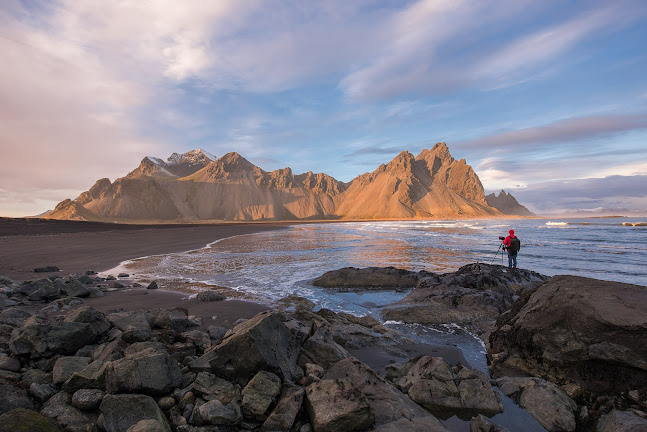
left=500, top=230, right=521, bottom=269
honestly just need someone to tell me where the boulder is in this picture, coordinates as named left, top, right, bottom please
left=262, top=386, right=304, bottom=432
left=0, top=356, right=21, bottom=372
left=34, top=266, right=60, bottom=273
left=149, top=308, right=189, bottom=332
left=53, top=356, right=91, bottom=385
left=127, top=419, right=168, bottom=432
left=496, top=377, right=577, bottom=432
left=312, top=267, right=420, bottom=289
left=60, top=280, right=91, bottom=298
left=63, top=360, right=108, bottom=393
left=122, top=327, right=152, bottom=344
left=105, top=348, right=182, bottom=395
left=192, top=372, right=240, bottom=404
left=100, top=394, right=171, bottom=432
left=196, top=291, right=226, bottom=302
left=191, top=312, right=301, bottom=382
left=179, top=330, right=211, bottom=354
left=20, top=278, right=53, bottom=295
left=147, top=281, right=158, bottom=290
left=0, top=381, right=35, bottom=414
left=106, top=311, right=151, bottom=332
left=597, top=410, right=647, bottom=432
left=0, top=308, right=32, bottom=327
left=29, top=382, right=58, bottom=403
left=304, top=378, right=374, bottom=432
left=40, top=297, right=84, bottom=313
left=29, top=283, right=61, bottom=302
left=0, top=408, right=60, bottom=432
left=71, top=388, right=105, bottom=411
left=382, top=263, right=548, bottom=335
left=207, top=326, right=227, bottom=341
left=0, top=293, right=17, bottom=309
left=40, top=391, right=98, bottom=432
left=64, top=307, right=111, bottom=337
left=298, top=326, right=350, bottom=371
left=489, top=275, right=647, bottom=398
left=91, top=339, right=127, bottom=363
left=193, top=399, right=242, bottom=426
left=241, top=371, right=282, bottom=420
left=10, top=316, right=98, bottom=357
left=324, top=357, right=448, bottom=430
left=124, top=341, right=166, bottom=357
left=470, top=414, right=510, bottom=432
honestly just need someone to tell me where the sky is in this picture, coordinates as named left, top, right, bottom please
left=1, top=0, right=647, bottom=217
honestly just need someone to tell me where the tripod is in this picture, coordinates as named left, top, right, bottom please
left=490, top=242, right=505, bottom=265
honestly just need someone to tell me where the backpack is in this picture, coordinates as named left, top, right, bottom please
left=509, top=237, right=521, bottom=254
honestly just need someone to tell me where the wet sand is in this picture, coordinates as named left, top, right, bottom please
left=0, top=218, right=288, bottom=281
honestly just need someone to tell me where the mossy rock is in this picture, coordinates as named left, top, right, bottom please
left=0, top=408, right=61, bottom=432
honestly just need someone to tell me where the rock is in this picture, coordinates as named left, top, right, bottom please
left=64, top=307, right=111, bottom=337
left=118, top=273, right=130, bottom=278
left=124, top=341, right=166, bottom=357
left=0, top=308, right=32, bottom=327
left=207, top=326, right=227, bottom=341
left=312, top=266, right=420, bottom=289
left=34, top=266, right=60, bottom=273
left=192, top=372, right=240, bottom=405
left=191, top=312, right=301, bottom=382
left=60, top=280, right=91, bottom=298
left=29, top=283, right=61, bottom=301
left=241, top=371, right=282, bottom=420
left=22, top=368, right=52, bottom=385
left=29, top=382, right=58, bottom=403
left=262, top=386, right=304, bottom=432
left=0, top=408, right=60, bottom=432
left=298, top=325, right=350, bottom=371
left=194, top=399, right=242, bottom=426
left=597, top=410, right=647, bottom=432
left=496, top=377, right=577, bottom=432
left=324, top=357, right=448, bottom=430
left=391, top=356, right=502, bottom=419
left=179, top=330, right=211, bottom=354
left=470, top=414, right=510, bottom=432
left=105, top=348, right=182, bottom=395
left=304, top=378, right=374, bottom=432
left=106, top=311, right=151, bottom=332
left=40, top=297, right=84, bottom=313
left=10, top=316, right=98, bottom=357
left=382, top=263, right=548, bottom=335
left=489, top=276, right=647, bottom=398
left=63, top=361, right=108, bottom=393
left=157, top=396, right=176, bottom=411
left=0, top=356, right=21, bottom=372
left=127, top=419, right=168, bottom=432
left=106, top=275, right=116, bottom=281
left=72, top=389, right=105, bottom=411
left=53, top=356, right=91, bottom=385
left=92, top=339, right=127, bottom=363
left=76, top=274, right=97, bottom=285
left=149, top=307, right=189, bottom=332
left=87, top=286, right=105, bottom=298
left=0, top=294, right=17, bottom=309
left=147, top=281, right=158, bottom=290
left=196, top=291, right=226, bottom=302
left=100, top=394, right=171, bottom=432
left=41, top=391, right=98, bottom=432
left=0, top=381, right=35, bottom=414
left=122, top=327, right=152, bottom=343
left=20, top=278, right=53, bottom=295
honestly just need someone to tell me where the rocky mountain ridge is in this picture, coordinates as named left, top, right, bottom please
left=485, top=190, right=534, bottom=216
left=46, top=143, right=528, bottom=222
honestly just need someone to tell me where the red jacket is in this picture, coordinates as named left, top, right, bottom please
left=504, top=235, right=517, bottom=253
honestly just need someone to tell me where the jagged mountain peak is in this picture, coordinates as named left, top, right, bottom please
left=167, top=148, right=215, bottom=166
left=216, top=152, right=258, bottom=171
left=416, top=141, right=454, bottom=164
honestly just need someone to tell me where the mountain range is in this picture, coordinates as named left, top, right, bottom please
left=45, top=143, right=530, bottom=222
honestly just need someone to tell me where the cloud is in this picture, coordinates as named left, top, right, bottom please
left=504, top=174, right=647, bottom=213
left=460, top=114, right=647, bottom=150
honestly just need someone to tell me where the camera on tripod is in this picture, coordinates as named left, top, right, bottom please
left=498, top=236, right=505, bottom=240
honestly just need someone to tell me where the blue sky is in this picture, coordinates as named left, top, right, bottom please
left=1, top=0, right=646, bottom=216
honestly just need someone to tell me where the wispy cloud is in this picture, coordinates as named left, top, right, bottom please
left=460, top=114, right=647, bottom=149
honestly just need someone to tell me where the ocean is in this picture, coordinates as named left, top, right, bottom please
left=107, top=217, right=647, bottom=431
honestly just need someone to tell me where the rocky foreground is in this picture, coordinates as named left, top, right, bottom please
left=0, top=265, right=646, bottom=432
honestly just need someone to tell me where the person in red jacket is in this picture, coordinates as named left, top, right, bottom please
left=503, top=229, right=521, bottom=268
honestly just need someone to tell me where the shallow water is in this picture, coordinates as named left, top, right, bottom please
left=107, top=217, right=646, bottom=431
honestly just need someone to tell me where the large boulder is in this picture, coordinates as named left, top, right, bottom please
left=191, top=371, right=240, bottom=404
left=304, top=378, right=374, bottom=432
left=193, top=399, right=242, bottom=426
left=191, top=312, right=301, bottom=382
left=382, top=263, right=548, bottom=335
left=496, top=377, right=577, bottom=432
left=106, top=311, right=151, bottom=332
left=60, top=280, right=91, bottom=298
left=324, top=357, right=448, bottom=431
left=105, top=348, right=182, bottom=395
left=64, top=307, right=111, bottom=337
left=312, top=267, right=420, bottom=289
left=298, top=326, right=350, bottom=371
left=0, top=408, right=60, bottom=432
left=100, top=394, right=171, bottom=432
left=262, top=386, right=304, bottom=432
left=10, top=315, right=98, bottom=357
left=489, top=275, right=647, bottom=398
left=53, top=356, right=91, bottom=385
left=597, top=410, right=647, bottom=432
left=148, top=308, right=189, bottom=332
left=0, top=308, right=33, bottom=327
left=241, top=371, right=282, bottom=420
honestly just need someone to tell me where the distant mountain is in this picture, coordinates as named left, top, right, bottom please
left=485, top=190, right=534, bottom=216
left=46, top=143, right=513, bottom=222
